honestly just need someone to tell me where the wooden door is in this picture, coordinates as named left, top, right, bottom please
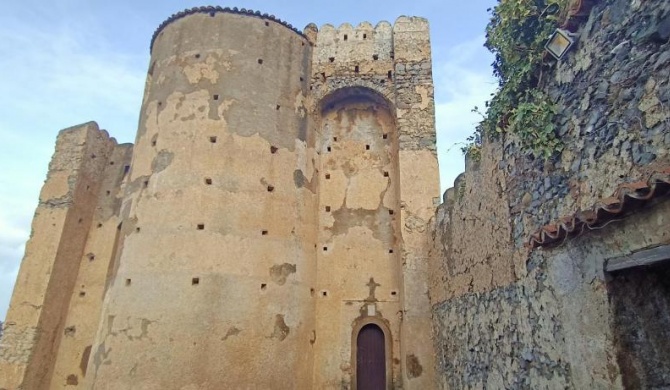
left=356, top=324, right=386, bottom=390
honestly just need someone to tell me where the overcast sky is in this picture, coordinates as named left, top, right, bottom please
left=0, top=0, right=497, bottom=320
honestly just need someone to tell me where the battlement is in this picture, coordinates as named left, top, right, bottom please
left=313, top=21, right=394, bottom=66
left=312, top=17, right=430, bottom=70
left=150, top=6, right=307, bottom=52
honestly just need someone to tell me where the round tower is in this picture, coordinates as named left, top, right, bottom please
left=87, top=8, right=317, bottom=389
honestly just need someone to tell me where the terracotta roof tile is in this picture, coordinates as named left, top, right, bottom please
left=528, top=168, right=670, bottom=248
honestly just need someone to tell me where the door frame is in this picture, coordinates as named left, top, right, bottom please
left=351, top=316, right=393, bottom=390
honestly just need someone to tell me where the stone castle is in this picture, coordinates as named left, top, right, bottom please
left=0, top=6, right=439, bottom=390
left=2, top=1, right=670, bottom=389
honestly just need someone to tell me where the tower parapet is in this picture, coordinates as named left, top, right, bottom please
left=150, top=6, right=308, bottom=51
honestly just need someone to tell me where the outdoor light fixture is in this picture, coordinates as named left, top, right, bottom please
left=545, top=29, right=576, bottom=60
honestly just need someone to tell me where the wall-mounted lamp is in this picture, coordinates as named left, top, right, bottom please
left=545, top=29, right=576, bottom=60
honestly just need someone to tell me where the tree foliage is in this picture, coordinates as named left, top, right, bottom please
left=464, top=0, right=569, bottom=159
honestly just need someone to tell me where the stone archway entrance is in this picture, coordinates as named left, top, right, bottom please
left=356, top=324, right=386, bottom=389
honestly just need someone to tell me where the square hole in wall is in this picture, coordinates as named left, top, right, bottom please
left=195, top=53, right=201, bottom=58
left=205, top=178, right=212, bottom=185
left=276, top=105, right=281, bottom=110
left=327, top=146, right=331, bottom=152
left=262, top=230, right=268, bottom=235
left=197, top=224, right=205, bottom=230
left=124, top=165, right=130, bottom=174
left=267, top=185, right=274, bottom=192
left=97, top=223, right=103, bottom=228
left=373, top=54, right=379, bottom=60
left=383, top=171, right=389, bottom=177
left=265, top=21, right=269, bottom=26
left=88, top=253, right=95, bottom=261
left=333, top=137, right=337, bottom=142
left=110, top=161, right=115, bottom=165
left=366, top=145, right=370, bottom=150
left=322, top=291, right=328, bottom=297
left=136, top=227, right=141, bottom=233
left=389, top=249, right=394, bottom=254
left=354, top=65, right=359, bottom=73
left=344, top=34, right=348, bottom=41
left=213, top=94, right=219, bottom=100
left=258, top=59, right=263, bottom=64
left=383, top=133, right=388, bottom=139
left=325, top=206, right=331, bottom=212
left=261, top=283, right=267, bottom=290
left=323, top=246, right=328, bottom=251
left=270, top=146, right=278, bottom=154
left=363, top=33, right=367, bottom=39
left=388, top=70, right=393, bottom=79
left=106, top=190, right=111, bottom=196
left=300, top=77, right=304, bottom=82
left=79, top=291, right=86, bottom=297
left=329, top=57, right=335, bottom=62
left=389, top=210, right=394, bottom=215
left=125, top=279, right=131, bottom=286
left=192, top=277, right=200, bottom=285
left=325, top=174, right=331, bottom=180
left=143, top=180, right=149, bottom=188
left=310, top=288, right=315, bottom=296
left=209, top=136, right=217, bottom=143
left=391, top=290, right=397, bottom=296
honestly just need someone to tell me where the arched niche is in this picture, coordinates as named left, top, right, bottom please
left=316, top=86, right=401, bottom=255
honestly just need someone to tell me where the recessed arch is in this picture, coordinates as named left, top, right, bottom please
left=315, top=81, right=395, bottom=116
left=318, top=86, right=396, bottom=117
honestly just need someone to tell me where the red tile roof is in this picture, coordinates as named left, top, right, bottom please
left=528, top=168, right=670, bottom=248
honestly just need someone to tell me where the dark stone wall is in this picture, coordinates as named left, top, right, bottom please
left=507, top=0, right=670, bottom=246
left=431, top=0, right=670, bottom=388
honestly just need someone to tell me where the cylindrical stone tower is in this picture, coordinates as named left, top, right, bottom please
left=87, top=8, right=317, bottom=389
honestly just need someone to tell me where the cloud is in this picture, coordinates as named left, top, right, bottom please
left=434, top=36, right=497, bottom=193
left=0, top=6, right=146, bottom=320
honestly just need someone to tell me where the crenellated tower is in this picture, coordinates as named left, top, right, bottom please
left=0, top=7, right=439, bottom=390
left=308, top=18, right=439, bottom=390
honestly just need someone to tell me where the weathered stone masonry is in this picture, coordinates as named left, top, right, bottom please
left=430, top=1, right=670, bottom=389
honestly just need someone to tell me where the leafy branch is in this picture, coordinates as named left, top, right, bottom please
left=464, top=0, right=569, bottom=160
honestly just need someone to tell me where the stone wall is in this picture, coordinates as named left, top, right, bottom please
left=430, top=0, right=670, bottom=388
left=509, top=0, right=670, bottom=243
left=0, top=123, right=128, bottom=390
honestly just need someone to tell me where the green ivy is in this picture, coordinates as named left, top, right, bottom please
left=464, top=0, right=568, bottom=160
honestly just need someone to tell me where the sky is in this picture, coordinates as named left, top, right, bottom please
left=0, top=0, right=497, bottom=320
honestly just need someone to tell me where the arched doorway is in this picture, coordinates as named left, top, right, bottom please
left=356, top=324, right=386, bottom=389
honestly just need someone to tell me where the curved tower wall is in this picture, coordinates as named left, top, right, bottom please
left=87, top=11, right=316, bottom=389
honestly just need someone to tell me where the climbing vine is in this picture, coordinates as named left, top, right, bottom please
left=464, top=0, right=569, bottom=160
